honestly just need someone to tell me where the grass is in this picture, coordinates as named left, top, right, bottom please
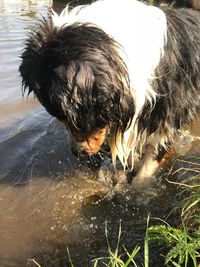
left=92, top=221, right=142, bottom=267
left=167, top=158, right=200, bottom=227
left=172, top=179, right=200, bottom=227
left=91, top=160, right=200, bottom=267
left=148, top=219, right=200, bottom=267
left=147, top=158, right=200, bottom=267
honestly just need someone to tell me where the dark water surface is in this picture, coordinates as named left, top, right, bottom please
left=0, top=1, right=200, bottom=267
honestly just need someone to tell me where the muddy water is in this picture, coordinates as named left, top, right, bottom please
left=0, top=1, right=200, bottom=267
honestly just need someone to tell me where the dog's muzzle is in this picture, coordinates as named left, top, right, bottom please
left=70, top=138, right=102, bottom=157
left=71, top=143, right=104, bottom=170
left=71, top=145, right=90, bottom=157
left=69, top=127, right=108, bottom=157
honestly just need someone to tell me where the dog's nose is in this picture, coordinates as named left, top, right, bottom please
left=71, top=141, right=100, bottom=156
left=82, top=138, right=102, bottom=154
left=71, top=146, right=79, bottom=157
left=71, top=146, right=88, bottom=157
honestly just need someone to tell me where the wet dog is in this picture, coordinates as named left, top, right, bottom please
left=19, top=0, right=200, bottom=188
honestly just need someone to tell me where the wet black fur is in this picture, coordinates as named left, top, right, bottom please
left=19, top=19, right=135, bottom=138
left=138, top=8, right=200, bottom=138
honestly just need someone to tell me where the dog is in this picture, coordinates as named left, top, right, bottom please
left=19, top=0, right=200, bottom=188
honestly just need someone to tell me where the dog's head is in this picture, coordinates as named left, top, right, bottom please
left=19, top=19, right=135, bottom=157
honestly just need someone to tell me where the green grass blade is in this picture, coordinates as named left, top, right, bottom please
left=144, top=215, right=150, bottom=267
left=67, top=247, right=74, bottom=267
left=123, top=245, right=140, bottom=267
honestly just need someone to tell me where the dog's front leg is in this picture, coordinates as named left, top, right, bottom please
left=131, top=144, right=172, bottom=189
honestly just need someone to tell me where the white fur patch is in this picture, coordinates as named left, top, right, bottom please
left=52, top=0, right=167, bottom=104
left=52, top=0, right=167, bottom=169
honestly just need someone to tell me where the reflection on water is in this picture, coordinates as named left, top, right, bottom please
left=0, top=0, right=52, bottom=101
left=0, top=1, right=200, bottom=267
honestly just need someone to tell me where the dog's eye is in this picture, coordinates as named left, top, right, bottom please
left=91, top=136, right=99, bottom=142
left=76, top=136, right=85, bottom=142
left=72, top=133, right=85, bottom=142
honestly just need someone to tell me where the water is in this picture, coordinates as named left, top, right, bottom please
left=0, top=1, right=199, bottom=267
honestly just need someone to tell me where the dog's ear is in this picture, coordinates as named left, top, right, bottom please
left=19, top=18, right=54, bottom=97
left=19, top=43, right=42, bottom=97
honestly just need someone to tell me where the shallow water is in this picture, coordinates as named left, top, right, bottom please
left=0, top=1, right=200, bottom=267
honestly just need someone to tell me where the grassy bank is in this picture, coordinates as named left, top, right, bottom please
left=91, top=179, right=200, bottom=266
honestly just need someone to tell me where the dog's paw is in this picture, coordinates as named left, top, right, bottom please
left=114, top=179, right=129, bottom=192
left=111, top=170, right=127, bottom=184
left=95, top=169, right=113, bottom=186
left=131, top=175, right=159, bottom=196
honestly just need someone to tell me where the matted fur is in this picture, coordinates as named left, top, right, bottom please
left=138, top=8, right=200, bottom=147
left=19, top=0, right=200, bottom=175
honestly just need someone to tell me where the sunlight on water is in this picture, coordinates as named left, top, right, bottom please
left=0, top=0, right=53, bottom=101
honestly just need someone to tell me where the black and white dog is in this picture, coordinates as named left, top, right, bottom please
left=19, top=0, right=200, bottom=188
